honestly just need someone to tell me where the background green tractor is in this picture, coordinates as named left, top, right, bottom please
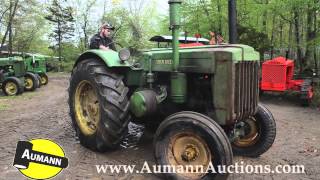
left=0, top=57, right=25, bottom=96
left=68, top=0, right=276, bottom=179
left=24, top=53, right=49, bottom=86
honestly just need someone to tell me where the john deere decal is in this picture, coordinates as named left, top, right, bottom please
left=13, top=139, right=68, bottom=179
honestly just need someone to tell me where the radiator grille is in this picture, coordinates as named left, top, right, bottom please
left=234, top=61, right=259, bottom=120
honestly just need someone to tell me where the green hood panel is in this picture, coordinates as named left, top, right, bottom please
left=78, top=50, right=131, bottom=67
left=143, top=44, right=260, bottom=62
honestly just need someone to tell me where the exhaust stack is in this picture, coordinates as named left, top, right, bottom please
left=169, top=0, right=182, bottom=71
left=228, top=0, right=238, bottom=44
left=169, top=0, right=186, bottom=104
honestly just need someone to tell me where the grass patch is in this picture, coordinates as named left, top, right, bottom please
left=0, top=103, right=9, bottom=111
left=0, top=91, right=38, bottom=100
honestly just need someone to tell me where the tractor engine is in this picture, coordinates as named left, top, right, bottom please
left=128, top=45, right=260, bottom=126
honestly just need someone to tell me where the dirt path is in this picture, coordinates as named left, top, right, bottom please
left=0, top=73, right=319, bottom=180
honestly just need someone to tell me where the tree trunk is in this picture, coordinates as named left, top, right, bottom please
left=0, top=0, right=19, bottom=53
left=83, top=19, right=88, bottom=49
left=262, top=0, right=269, bottom=33
left=304, top=3, right=314, bottom=71
left=270, top=14, right=276, bottom=59
left=314, top=0, right=318, bottom=73
left=288, top=13, right=293, bottom=58
left=217, top=0, right=222, bottom=34
left=279, top=20, right=283, bottom=49
left=293, top=9, right=303, bottom=73
left=58, top=20, right=62, bottom=62
left=8, top=3, right=12, bottom=55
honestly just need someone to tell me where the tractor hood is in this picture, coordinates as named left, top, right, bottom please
left=140, top=44, right=260, bottom=73
left=142, top=44, right=259, bottom=62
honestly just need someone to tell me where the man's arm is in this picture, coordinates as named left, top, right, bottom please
left=99, top=45, right=110, bottom=50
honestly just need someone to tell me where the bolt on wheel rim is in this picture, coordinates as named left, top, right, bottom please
left=168, top=132, right=211, bottom=179
left=233, top=117, right=259, bottom=147
left=74, top=80, right=100, bottom=136
left=5, top=82, right=18, bottom=95
left=25, top=77, right=33, bottom=89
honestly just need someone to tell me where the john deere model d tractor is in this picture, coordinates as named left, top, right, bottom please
left=69, top=0, right=276, bottom=179
left=24, top=53, right=49, bottom=86
left=0, top=57, right=25, bottom=96
left=0, top=56, right=41, bottom=95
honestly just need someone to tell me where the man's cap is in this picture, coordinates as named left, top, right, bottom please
left=101, top=23, right=115, bottom=31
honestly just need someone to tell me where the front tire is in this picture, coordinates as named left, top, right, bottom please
left=40, top=73, right=49, bottom=85
left=69, top=59, right=131, bottom=151
left=24, top=72, right=39, bottom=91
left=154, top=111, right=233, bottom=180
left=232, top=104, right=276, bottom=157
left=35, top=74, right=42, bottom=88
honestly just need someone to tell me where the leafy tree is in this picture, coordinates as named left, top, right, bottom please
left=45, top=0, right=75, bottom=61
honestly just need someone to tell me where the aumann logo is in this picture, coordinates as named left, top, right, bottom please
left=13, top=139, right=68, bottom=179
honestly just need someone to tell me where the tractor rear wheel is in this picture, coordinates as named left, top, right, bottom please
left=2, top=77, right=24, bottom=96
left=40, top=73, right=48, bottom=85
left=69, top=59, right=131, bottom=151
left=154, top=111, right=233, bottom=180
left=24, top=72, right=39, bottom=91
left=232, top=104, right=276, bottom=157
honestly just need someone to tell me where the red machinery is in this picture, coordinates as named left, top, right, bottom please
left=260, top=56, right=314, bottom=105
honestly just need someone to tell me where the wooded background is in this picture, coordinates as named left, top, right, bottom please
left=0, top=0, right=319, bottom=73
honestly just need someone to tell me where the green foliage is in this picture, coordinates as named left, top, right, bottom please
left=238, top=25, right=271, bottom=57
left=101, top=0, right=159, bottom=54
left=45, top=0, right=75, bottom=61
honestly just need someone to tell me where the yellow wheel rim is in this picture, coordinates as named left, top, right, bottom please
left=25, top=77, right=34, bottom=90
left=5, top=82, right=18, bottom=96
left=41, top=76, right=47, bottom=84
left=74, top=80, right=100, bottom=136
left=168, top=132, right=211, bottom=179
left=233, top=117, right=259, bottom=147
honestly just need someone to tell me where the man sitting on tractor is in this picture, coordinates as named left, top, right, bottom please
left=89, top=23, right=116, bottom=51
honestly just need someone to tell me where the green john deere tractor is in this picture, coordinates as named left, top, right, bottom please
left=24, top=53, right=49, bottom=86
left=69, top=0, right=276, bottom=179
left=0, top=57, right=25, bottom=96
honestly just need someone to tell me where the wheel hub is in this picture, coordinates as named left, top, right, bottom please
left=41, top=76, right=47, bottom=84
left=74, top=80, right=100, bottom=135
left=5, top=82, right=18, bottom=95
left=233, top=117, right=259, bottom=147
left=168, top=132, right=211, bottom=179
left=181, top=144, right=199, bottom=162
left=25, top=77, right=33, bottom=89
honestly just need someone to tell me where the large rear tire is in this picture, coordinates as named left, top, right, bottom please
left=2, top=77, right=24, bottom=96
left=232, top=104, right=276, bottom=157
left=69, top=59, right=131, bottom=151
left=154, top=111, right=233, bottom=180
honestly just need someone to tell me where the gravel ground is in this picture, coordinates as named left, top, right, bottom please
left=0, top=73, right=319, bottom=180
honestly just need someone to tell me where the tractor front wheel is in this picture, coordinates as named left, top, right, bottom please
left=232, top=104, right=276, bottom=157
left=154, top=111, right=233, bottom=180
left=69, top=59, right=131, bottom=151
left=2, top=77, right=24, bottom=96
left=24, top=72, right=39, bottom=91
left=40, top=73, right=49, bottom=85
left=35, top=74, right=42, bottom=88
